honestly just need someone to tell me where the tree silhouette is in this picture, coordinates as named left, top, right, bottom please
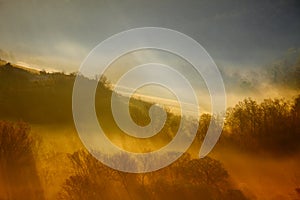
left=183, top=157, right=229, bottom=188
left=59, top=150, right=247, bottom=200
left=59, top=150, right=119, bottom=200
left=225, top=96, right=300, bottom=153
left=0, top=121, right=44, bottom=199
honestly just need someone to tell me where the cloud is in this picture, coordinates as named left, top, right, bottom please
left=0, top=49, right=16, bottom=62
left=1, top=0, right=300, bottom=72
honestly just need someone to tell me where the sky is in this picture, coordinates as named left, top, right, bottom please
left=0, top=0, right=300, bottom=72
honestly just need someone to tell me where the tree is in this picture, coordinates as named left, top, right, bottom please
left=0, top=121, right=44, bottom=200
left=183, top=157, right=229, bottom=188
left=59, top=150, right=119, bottom=200
left=59, top=150, right=143, bottom=200
left=225, top=96, right=300, bottom=154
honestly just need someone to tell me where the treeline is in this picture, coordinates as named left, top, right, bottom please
left=223, top=96, right=300, bottom=154
left=0, top=121, right=247, bottom=200
left=1, top=62, right=300, bottom=154
left=1, top=62, right=300, bottom=199
left=2, top=115, right=300, bottom=199
left=58, top=150, right=247, bottom=200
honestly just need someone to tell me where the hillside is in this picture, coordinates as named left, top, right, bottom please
left=0, top=61, right=181, bottom=151
left=1, top=60, right=300, bottom=199
left=0, top=62, right=76, bottom=124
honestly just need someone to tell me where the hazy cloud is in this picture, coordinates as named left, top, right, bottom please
left=0, top=0, right=299, bottom=71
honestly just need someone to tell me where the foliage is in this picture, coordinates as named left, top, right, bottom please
left=224, top=96, right=300, bottom=153
left=59, top=150, right=247, bottom=200
left=0, top=121, right=44, bottom=199
left=1, top=62, right=299, bottom=199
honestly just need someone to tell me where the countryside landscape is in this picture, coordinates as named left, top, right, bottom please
left=1, top=0, right=300, bottom=199
left=0, top=55, right=299, bottom=199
